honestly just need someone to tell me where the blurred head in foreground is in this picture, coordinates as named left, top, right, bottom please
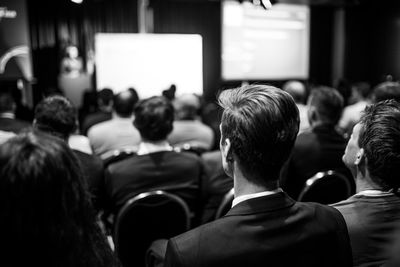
left=0, top=131, right=116, bottom=267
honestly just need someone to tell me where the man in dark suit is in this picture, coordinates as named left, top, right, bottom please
left=333, top=100, right=400, bottom=266
left=280, top=86, right=353, bottom=200
left=105, top=96, right=203, bottom=216
left=164, top=84, right=352, bottom=267
left=33, top=95, right=106, bottom=211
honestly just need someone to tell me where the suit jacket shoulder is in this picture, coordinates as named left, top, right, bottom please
left=165, top=192, right=352, bottom=267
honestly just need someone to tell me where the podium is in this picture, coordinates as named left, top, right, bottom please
left=58, top=73, right=92, bottom=108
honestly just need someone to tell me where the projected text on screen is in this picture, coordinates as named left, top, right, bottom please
left=222, top=2, right=310, bottom=80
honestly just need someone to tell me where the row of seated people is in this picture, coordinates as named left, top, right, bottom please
left=82, top=89, right=215, bottom=158
left=0, top=81, right=399, bottom=216
left=77, top=79, right=381, bottom=158
left=0, top=88, right=229, bottom=222
left=29, top=88, right=351, bottom=225
left=1, top=83, right=400, bottom=267
left=1, top=81, right=400, bottom=266
left=29, top=94, right=231, bottom=225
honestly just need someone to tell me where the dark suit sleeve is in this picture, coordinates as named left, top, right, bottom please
left=164, top=239, right=184, bottom=267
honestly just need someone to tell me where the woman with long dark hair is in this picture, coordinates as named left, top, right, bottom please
left=0, top=131, right=118, bottom=267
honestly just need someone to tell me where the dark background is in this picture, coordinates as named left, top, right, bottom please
left=5, top=0, right=400, bottom=104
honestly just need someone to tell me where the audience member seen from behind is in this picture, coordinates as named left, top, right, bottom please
left=88, top=90, right=141, bottom=158
left=82, top=88, right=114, bottom=135
left=339, top=82, right=371, bottom=136
left=33, top=95, right=106, bottom=211
left=372, top=81, right=400, bottom=103
left=164, top=84, right=352, bottom=267
left=281, top=86, right=353, bottom=200
left=283, top=80, right=309, bottom=133
left=333, top=100, right=400, bottom=267
left=168, top=93, right=214, bottom=151
left=105, top=96, right=203, bottom=216
left=0, top=131, right=117, bottom=267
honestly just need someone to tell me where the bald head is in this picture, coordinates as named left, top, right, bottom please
left=283, top=80, right=306, bottom=104
left=113, top=90, right=138, bottom=118
left=173, top=94, right=201, bottom=120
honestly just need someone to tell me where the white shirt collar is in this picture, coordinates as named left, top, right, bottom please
left=136, top=141, right=173, bottom=155
left=354, top=189, right=396, bottom=197
left=232, top=188, right=283, bottom=207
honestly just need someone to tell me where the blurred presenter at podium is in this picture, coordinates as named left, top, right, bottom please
left=60, top=45, right=83, bottom=78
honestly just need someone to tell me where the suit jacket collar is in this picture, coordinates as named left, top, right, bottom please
left=226, top=191, right=296, bottom=216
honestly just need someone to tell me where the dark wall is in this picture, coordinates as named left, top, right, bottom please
left=309, top=6, right=335, bottom=86
left=344, top=0, right=400, bottom=85
left=152, top=0, right=221, bottom=102
left=28, top=0, right=139, bottom=100
left=29, top=0, right=391, bottom=104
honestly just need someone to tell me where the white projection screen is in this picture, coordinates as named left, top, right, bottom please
left=95, top=34, right=203, bottom=98
left=222, top=1, right=310, bottom=80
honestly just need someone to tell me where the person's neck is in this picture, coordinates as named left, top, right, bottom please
left=112, top=112, right=132, bottom=120
left=310, top=120, right=335, bottom=129
left=355, top=173, right=383, bottom=193
left=233, top=166, right=279, bottom=198
left=137, top=140, right=173, bottom=155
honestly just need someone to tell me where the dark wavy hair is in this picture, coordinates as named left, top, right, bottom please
left=0, top=131, right=117, bottom=267
left=358, top=100, right=400, bottom=193
left=218, top=84, right=299, bottom=186
left=134, top=96, right=174, bottom=141
left=34, top=95, right=77, bottom=140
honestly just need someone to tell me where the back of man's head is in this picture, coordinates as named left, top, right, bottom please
left=308, top=86, right=344, bottom=125
left=352, top=82, right=371, bottom=100
left=282, top=80, right=306, bottom=104
left=0, top=91, right=16, bottom=114
left=358, top=99, right=400, bottom=192
left=173, top=94, right=201, bottom=120
left=373, top=81, right=400, bottom=103
left=113, top=90, right=138, bottom=118
left=218, top=84, right=299, bottom=186
left=134, top=96, right=174, bottom=142
left=34, top=95, right=77, bottom=140
left=97, top=88, right=114, bottom=108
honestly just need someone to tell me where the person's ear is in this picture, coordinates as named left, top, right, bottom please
left=221, top=138, right=233, bottom=162
left=355, top=148, right=364, bottom=166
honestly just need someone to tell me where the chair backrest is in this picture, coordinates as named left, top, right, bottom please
left=173, top=143, right=207, bottom=155
left=298, top=170, right=352, bottom=204
left=114, top=191, right=190, bottom=267
left=214, top=188, right=234, bottom=220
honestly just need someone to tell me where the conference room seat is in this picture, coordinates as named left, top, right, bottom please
left=113, top=190, right=191, bottom=267
left=297, top=170, right=353, bottom=205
